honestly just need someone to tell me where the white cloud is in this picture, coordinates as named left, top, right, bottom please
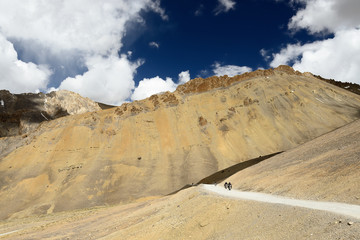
left=131, top=70, right=191, bottom=101
left=149, top=41, right=160, bottom=48
left=131, top=76, right=177, bottom=101
left=0, top=0, right=167, bottom=104
left=271, top=29, right=360, bottom=84
left=0, top=33, right=51, bottom=93
left=289, top=0, right=360, bottom=34
left=271, top=43, right=317, bottom=67
left=178, top=70, right=191, bottom=84
left=213, top=62, right=252, bottom=77
left=260, top=48, right=271, bottom=61
left=59, top=54, right=142, bottom=105
left=147, top=0, right=169, bottom=21
left=0, top=0, right=153, bottom=55
left=270, top=0, right=360, bottom=84
left=214, top=0, right=236, bottom=15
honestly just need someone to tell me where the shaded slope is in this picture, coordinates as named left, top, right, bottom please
left=197, top=152, right=282, bottom=184
left=1, top=66, right=360, bottom=219
left=228, top=118, right=360, bottom=205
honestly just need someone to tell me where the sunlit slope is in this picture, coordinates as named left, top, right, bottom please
left=2, top=186, right=359, bottom=240
left=228, top=118, right=360, bottom=205
left=1, top=66, right=360, bottom=219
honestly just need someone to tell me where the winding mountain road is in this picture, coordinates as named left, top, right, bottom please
left=202, top=184, right=360, bottom=219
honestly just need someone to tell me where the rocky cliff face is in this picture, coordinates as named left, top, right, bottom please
left=0, top=90, right=101, bottom=137
left=1, top=66, right=360, bottom=220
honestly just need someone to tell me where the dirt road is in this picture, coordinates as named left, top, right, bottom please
left=203, top=184, right=360, bottom=219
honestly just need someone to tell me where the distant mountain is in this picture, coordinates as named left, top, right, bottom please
left=0, top=90, right=101, bottom=137
left=1, top=65, right=360, bottom=220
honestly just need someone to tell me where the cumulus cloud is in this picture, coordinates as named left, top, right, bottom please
left=0, top=0, right=167, bottom=104
left=270, top=0, right=360, bottom=84
left=271, top=29, right=360, bottom=84
left=0, top=33, right=51, bottom=93
left=214, top=0, right=236, bottom=15
left=149, top=41, right=160, bottom=48
left=131, top=70, right=191, bottom=101
left=178, top=70, right=191, bottom=84
left=60, top=54, right=142, bottom=105
left=289, top=0, right=360, bottom=34
left=0, top=0, right=156, bottom=55
left=131, top=76, right=177, bottom=101
left=213, top=62, right=252, bottom=77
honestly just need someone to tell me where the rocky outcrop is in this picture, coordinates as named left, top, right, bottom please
left=175, top=65, right=300, bottom=94
left=0, top=90, right=100, bottom=137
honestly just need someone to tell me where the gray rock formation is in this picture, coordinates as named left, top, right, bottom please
left=0, top=90, right=101, bottom=137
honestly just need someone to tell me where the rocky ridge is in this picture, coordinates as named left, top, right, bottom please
left=113, top=65, right=350, bottom=119
left=0, top=90, right=101, bottom=137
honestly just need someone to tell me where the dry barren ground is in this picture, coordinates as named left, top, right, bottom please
left=0, top=186, right=359, bottom=240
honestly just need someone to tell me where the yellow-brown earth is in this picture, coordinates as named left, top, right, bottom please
left=1, top=65, right=360, bottom=222
left=228, top=118, right=360, bottom=205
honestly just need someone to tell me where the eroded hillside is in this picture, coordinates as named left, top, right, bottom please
left=1, top=66, right=360, bottom=220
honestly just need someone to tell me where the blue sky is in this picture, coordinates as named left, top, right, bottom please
left=0, top=0, right=359, bottom=105
left=124, top=0, right=295, bottom=81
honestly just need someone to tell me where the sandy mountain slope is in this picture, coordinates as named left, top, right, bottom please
left=1, top=66, right=360, bottom=220
left=227, top=118, right=360, bottom=205
left=2, top=119, right=360, bottom=239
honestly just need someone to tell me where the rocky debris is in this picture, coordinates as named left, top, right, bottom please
left=58, top=164, right=83, bottom=172
left=243, top=97, right=259, bottom=106
left=0, top=90, right=100, bottom=137
left=149, top=95, right=160, bottom=108
left=348, top=221, right=354, bottom=226
left=130, top=106, right=144, bottom=115
left=113, top=91, right=181, bottom=118
left=198, top=116, right=208, bottom=126
left=160, top=92, right=179, bottom=106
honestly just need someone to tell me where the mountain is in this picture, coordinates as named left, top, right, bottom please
left=1, top=65, right=360, bottom=220
left=2, top=119, right=360, bottom=239
left=0, top=89, right=101, bottom=138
